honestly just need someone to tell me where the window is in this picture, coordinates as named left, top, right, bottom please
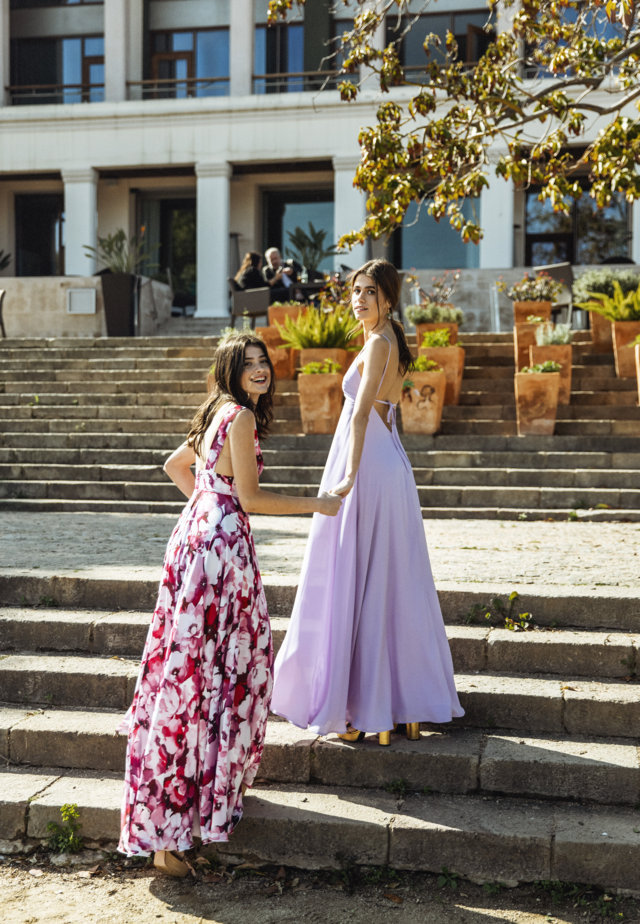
left=526, top=5, right=625, bottom=78
left=525, top=185, right=630, bottom=265
left=263, top=189, right=334, bottom=273
left=393, top=199, right=480, bottom=270
left=388, top=10, right=495, bottom=80
left=10, top=36, right=104, bottom=104
left=254, top=22, right=304, bottom=93
left=149, top=29, right=229, bottom=98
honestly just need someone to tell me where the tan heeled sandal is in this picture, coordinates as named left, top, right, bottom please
left=153, top=850, right=190, bottom=878
left=338, top=726, right=393, bottom=746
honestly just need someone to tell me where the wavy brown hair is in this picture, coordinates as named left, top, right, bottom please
left=350, top=259, right=413, bottom=375
left=187, top=332, right=275, bottom=458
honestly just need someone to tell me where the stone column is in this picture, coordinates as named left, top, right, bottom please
left=230, top=0, right=253, bottom=97
left=127, top=0, right=144, bottom=101
left=333, top=156, right=369, bottom=273
left=62, top=169, right=98, bottom=276
left=0, top=0, right=10, bottom=108
left=479, top=168, right=514, bottom=268
left=196, top=163, right=231, bottom=318
left=104, top=0, right=127, bottom=102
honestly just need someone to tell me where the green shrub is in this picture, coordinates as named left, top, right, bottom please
left=572, top=267, right=640, bottom=302
left=576, top=280, right=640, bottom=321
left=520, top=360, right=562, bottom=373
left=420, top=327, right=452, bottom=348
left=405, top=303, right=464, bottom=325
left=299, top=359, right=342, bottom=374
left=276, top=306, right=359, bottom=350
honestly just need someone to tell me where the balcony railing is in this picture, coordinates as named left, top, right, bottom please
left=252, top=69, right=340, bottom=94
left=126, top=76, right=230, bottom=100
left=7, top=82, right=105, bottom=105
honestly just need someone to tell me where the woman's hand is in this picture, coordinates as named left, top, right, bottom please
left=329, top=475, right=355, bottom=498
left=317, top=491, right=343, bottom=516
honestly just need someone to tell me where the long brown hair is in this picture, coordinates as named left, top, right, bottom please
left=187, top=332, right=275, bottom=457
left=234, top=251, right=261, bottom=283
left=350, top=259, right=413, bottom=374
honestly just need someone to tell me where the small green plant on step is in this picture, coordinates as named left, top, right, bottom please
left=463, top=591, right=533, bottom=632
left=47, top=803, right=83, bottom=853
left=384, top=778, right=410, bottom=799
left=519, top=360, right=562, bottom=374
left=437, top=866, right=459, bottom=889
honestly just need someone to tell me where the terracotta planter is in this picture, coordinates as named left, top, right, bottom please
left=418, top=346, right=465, bottom=404
left=299, top=347, right=348, bottom=374
left=636, top=343, right=640, bottom=406
left=528, top=344, right=572, bottom=404
left=400, top=370, right=446, bottom=434
left=256, top=325, right=295, bottom=379
left=589, top=310, right=613, bottom=352
left=514, top=372, right=560, bottom=436
left=513, top=322, right=542, bottom=371
left=513, top=301, right=552, bottom=325
left=268, top=302, right=304, bottom=328
left=415, top=321, right=458, bottom=347
left=612, top=320, right=640, bottom=378
left=297, top=373, right=344, bottom=434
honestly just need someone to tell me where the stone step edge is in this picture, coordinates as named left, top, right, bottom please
left=0, top=567, right=640, bottom=631
left=1, top=614, right=637, bottom=681
left=2, top=709, right=638, bottom=809
left=0, top=500, right=638, bottom=523
left=2, top=770, right=638, bottom=892
left=0, top=573, right=636, bottom=628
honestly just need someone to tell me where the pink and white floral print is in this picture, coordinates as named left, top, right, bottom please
left=119, top=405, right=272, bottom=856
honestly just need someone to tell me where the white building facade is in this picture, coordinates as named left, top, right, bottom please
left=0, top=0, right=638, bottom=323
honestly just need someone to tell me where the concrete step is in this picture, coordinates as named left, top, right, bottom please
left=2, top=709, right=638, bottom=809
left=1, top=577, right=638, bottom=633
left=2, top=768, right=638, bottom=890
left=2, top=609, right=636, bottom=681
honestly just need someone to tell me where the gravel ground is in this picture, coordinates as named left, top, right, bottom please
left=2, top=512, right=639, bottom=592
left=2, top=852, right=639, bottom=924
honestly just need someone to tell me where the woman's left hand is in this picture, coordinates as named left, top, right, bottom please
left=330, top=475, right=355, bottom=497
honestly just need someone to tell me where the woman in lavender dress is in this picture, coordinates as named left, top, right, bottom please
left=272, top=260, right=463, bottom=744
left=119, top=332, right=340, bottom=875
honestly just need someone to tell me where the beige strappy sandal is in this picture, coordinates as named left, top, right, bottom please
left=153, top=850, right=190, bottom=878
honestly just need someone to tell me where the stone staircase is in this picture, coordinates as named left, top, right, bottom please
left=0, top=333, right=638, bottom=519
left=1, top=571, right=639, bottom=888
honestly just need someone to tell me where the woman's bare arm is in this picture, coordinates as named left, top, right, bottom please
left=230, top=409, right=341, bottom=516
left=164, top=441, right=197, bottom=498
left=330, top=336, right=391, bottom=497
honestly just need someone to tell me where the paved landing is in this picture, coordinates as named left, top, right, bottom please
left=1, top=511, right=638, bottom=594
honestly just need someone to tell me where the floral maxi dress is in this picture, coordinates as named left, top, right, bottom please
left=119, top=405, right=272, bottom=857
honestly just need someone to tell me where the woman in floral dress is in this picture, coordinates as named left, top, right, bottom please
left=118, top=332, right=340, bottom=874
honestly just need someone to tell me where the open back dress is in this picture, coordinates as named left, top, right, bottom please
left=271, top=335, right=463, bottom=734
left=119, top=404, right=272, bottom=856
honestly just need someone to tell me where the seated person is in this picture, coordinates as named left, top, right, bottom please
left=263, top=247, right=301, bottom=303
left=234, top=251, right=266, bottom=290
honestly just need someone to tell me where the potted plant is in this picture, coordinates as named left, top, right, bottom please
left=405, top=302, right=464, bottom=346
left=268, top=300, right=304, bottom=328
left=418, top=327, right=465, bottom=405
left=576, top=281, right=640, bottom=377
left=573, top=267, right=640, bottom=352
left=276, top=304, right=359, bottom=373
left=514, top=360, right=562, bottom=436
left=513, top=314, right=546, bottom=370
left=285, top=221, right=337, bottom=281
left=83, top=228, right=157, bottom=337
left=501, top=272, right=562, bottom=324
left=400, top=356, right=446, bottom=434
left=528, top=321, right=572, bottom=404
left=297, top=358, right=344, bottom=433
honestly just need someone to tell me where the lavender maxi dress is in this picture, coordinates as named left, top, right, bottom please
left=271, top=335, right=464, bottom=734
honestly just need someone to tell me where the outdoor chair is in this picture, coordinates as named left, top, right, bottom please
left=230, top=286, right=270, bottom=328
left=533, top=262, right=575, bottom=326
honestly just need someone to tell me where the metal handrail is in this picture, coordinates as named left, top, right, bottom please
left=126, top=76, right=229, bottom=98
left=7, top=82, right=105, bottom=103
left=252, top=69, right=340, bottom=92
